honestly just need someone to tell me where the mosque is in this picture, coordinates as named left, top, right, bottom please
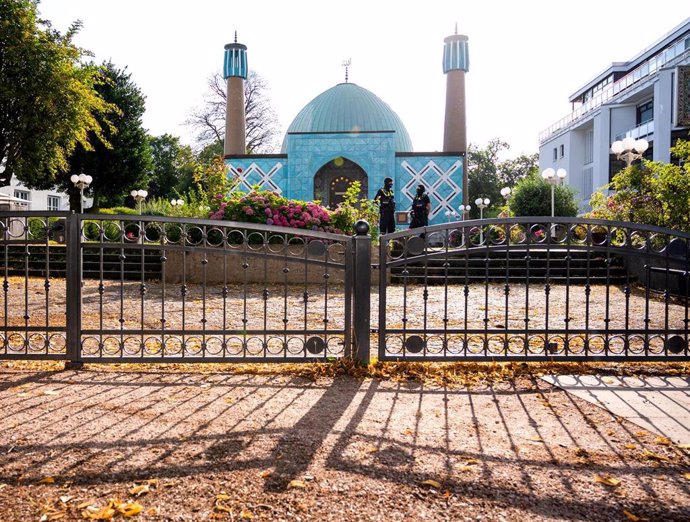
left=222, top=29, right=469, bottom=226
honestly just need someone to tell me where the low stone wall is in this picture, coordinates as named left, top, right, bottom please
left=164, top=246, right=381, bottom=285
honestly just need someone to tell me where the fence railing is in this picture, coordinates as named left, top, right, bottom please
left=1, top=213, right=689, bottom=364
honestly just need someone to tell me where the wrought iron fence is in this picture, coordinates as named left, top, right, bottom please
left=0, top=212, right=362, bottom=364
left=377, top=218, right=690, bottom=362
left=2, top=213, right=689, bottom=365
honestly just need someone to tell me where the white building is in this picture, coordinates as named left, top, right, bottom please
left=539, top=17, right=690, bottom=211
left=0, top=176, right=68, bottom=211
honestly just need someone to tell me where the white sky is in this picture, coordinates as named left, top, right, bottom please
left=40, top=0, right=688, bottom=158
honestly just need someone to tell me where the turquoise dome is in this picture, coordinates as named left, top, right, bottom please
left=281, top=83, right=413, bottom=152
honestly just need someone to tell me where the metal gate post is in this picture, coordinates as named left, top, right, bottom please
left=352, top=220, right=371, bottom=365
left=65, top=212, right=83, bottom=369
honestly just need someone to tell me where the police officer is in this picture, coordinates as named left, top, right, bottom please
left=410, top=184, right=431, bottom=230
left=375, top=177, right=396, bottom=234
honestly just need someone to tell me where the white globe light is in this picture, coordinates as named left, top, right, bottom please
left=136, top=189, right=146, bottom=198
left=78, top=173, right=87, bottom=182
left=84, top=175, right=93, bottom=184
left=611, top=141, right=624, bottom=154
left=130, top=190, right=138, bottom=197
left=70, top=174, right=79, bottom=184
left=474, top=198, right=483, bottom=206
left=142, top=190, right=148, bottom=198
left=483, top=198, right=490, bottom=206
left=542, top=168, right=555, bottom=180
left=176, top=199, right=184, bottom=206
left=635, top=139, right=649, bottom=153
left=556, top=168, right=567, bottom=179
left=622, top=137, right=636, bottom=151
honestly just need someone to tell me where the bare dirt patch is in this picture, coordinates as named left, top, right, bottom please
left=1, top=364, right=689, bottom=521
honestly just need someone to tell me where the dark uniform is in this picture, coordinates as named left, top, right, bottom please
left=375, top=181, right=396, bottom=234
left=410, top=190, right=431, bottom=229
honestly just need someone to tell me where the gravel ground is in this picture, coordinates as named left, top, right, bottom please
left=1, top=366, right=689, bottom=521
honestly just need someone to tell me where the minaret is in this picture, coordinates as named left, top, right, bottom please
left=442, top=26, right=469, bottom=202
left=223, top=32, right=248, bottom=156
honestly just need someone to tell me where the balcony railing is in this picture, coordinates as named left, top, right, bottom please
left=539, top=40, right=690, bottom=144
left=615, top=119, right=655, bottom=141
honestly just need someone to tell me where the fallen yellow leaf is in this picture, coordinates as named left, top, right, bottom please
left=214, top=504, right=232, bottom=513
left=683, top=472, right=690, bottom=481
left=595, top=475, right=621, bottom=487
left=58, top=495, right=72, bottom=504
left=38, top=476, right=55, bottom=484
left=259, top=470, right=272, bottom=479
left=641, top=449, right=669, bottom=461
left=240, top=508, right=254, bottom=519
left=465, top=459, right=480, bottom=465
left=653, top=436, right=671, bottom=446
left=117, top=501, right=142, bottom=518
left=288, top=480, right=306, bottom=489
left=43, top=390, right=59, bottom=396
left=129, top=484, right=150, bottom=497
left=82, top=506, right=116, bottom=520
left=623, top=510, right=641, bottom=521
left=624, top=444, right=637, bottom=450
left=216, top=494, right=231, bottom=500
left=420, top=479, right=442, bottom=489
left=676, top=443, right=690, bottom=450
left=365, top=445, right=379, bottom=454
left=457, top=465, right=476, bottom=472
left=527, top=436, right=543, bottom=442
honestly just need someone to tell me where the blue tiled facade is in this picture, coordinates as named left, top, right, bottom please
left=226, top=141, right=463, bottom=226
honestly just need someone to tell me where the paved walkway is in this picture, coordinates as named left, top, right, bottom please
left=542, top=375, right=690, bottom=444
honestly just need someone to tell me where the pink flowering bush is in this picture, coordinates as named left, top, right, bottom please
left=209, top=189, right=347, bottom=234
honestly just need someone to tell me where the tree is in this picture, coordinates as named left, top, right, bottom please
left=510, top=171, right=579, bottom=217
left=588, top=138, right=690, bottom=231
left=0, top=0, right=114, bottom=188
left=61, top=62, right=152, bottom=210
left=467, top=139, right=540, bottom=218
left=186, top=70, right=280, bottom=154
left=149, top=134, right=198, bottom=199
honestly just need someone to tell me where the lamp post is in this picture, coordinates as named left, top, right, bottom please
left=541, top=168, right=567, bottom=218
left=610, top=137, right=648, bottom=167
left=459, top=204, right=471, bottom=221
left=444, top=209, right=458, bottom=222
left=500, top=186, right=512, bottom=216
left=130, top=189, right=148, bottom=214
left=474, top=197, right=490, bottom=243
left=474, top=197, right=490, bottom=220
left=70, top=173, right=93, bottom=213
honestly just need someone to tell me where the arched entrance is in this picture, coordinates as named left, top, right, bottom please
left=313, top=158, right=368, bottom=209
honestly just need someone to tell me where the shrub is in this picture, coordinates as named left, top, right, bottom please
left=587, top=138, right=690, bottom=232
left=510, top=172, right=579, bottom=217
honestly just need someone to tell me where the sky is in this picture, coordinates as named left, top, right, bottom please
left=39, top=0, right=688, bottom=159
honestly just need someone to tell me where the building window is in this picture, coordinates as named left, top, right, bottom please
left=47, top=195, right=60, bottom=211
left=637, top=100, right=653, bottom=124
left=559, top=144, right=565, bottom=158
left=584, top=130, right=594, bottom=164
left=14, top=190, right=29, bottom=202
left=553, top=148, right=558, bottom=161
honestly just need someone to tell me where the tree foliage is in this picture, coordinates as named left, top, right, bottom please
left=149, top=134, right=198, bottom=199
left=588, top=138, right=690, bottom=231
left=62, top=62, right=152, bottom=210
left=510, top=171, right=579, bottom=217
left=467, top=139, right=538, bottom=218
left=0, top=0, right=114, bottom=187
left=186, top=70, right=280, bottom=154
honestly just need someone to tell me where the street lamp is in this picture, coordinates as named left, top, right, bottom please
left=70, top=173, right=93, bottom=213
left=444, top=209, right=458, bottom=222
left=500, top=186, right=512, bottom=216
left=610, top=137, right=648, bottom=167
left=541, top=168, right=567, bottom=218
left=130, top=189, right=148, bottom=214
left=459, top=204, right=471, bottom=221
left=170, top=198, right=184, bottom=208
left=474, top=197, right=490, bottom=220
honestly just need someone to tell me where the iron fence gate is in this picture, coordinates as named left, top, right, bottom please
left=0, top=212, right=362, bottom=364
left=2, top=213, right=690, bottom=364
left=377, top=217, right=690, bottom=362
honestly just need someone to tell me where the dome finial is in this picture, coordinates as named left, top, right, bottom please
left=454, top=22, right=458, bottom=35
left=342, top=58, right=351, bottom=83
left=234, top=30, right=237, bottom=43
